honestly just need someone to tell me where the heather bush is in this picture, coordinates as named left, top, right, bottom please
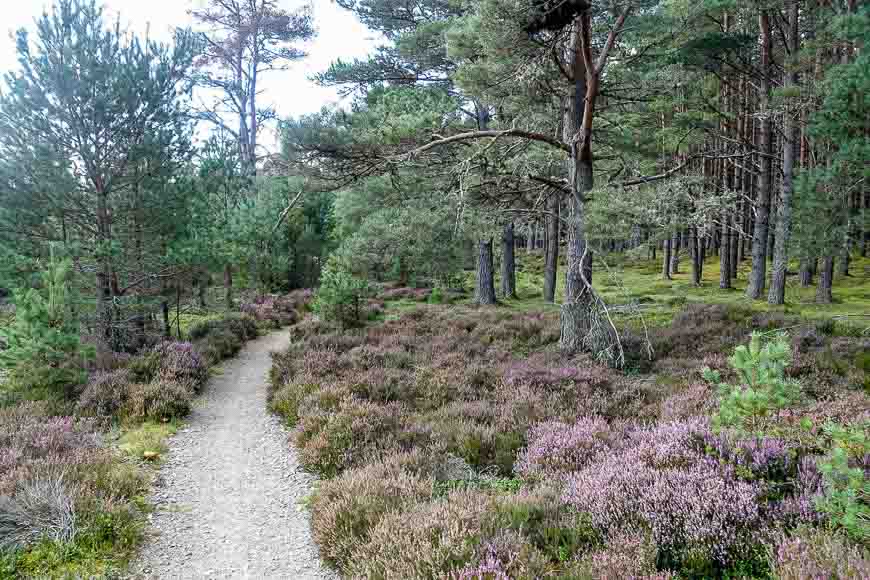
left=569, top=532, right=664, bottom=579
left=187, top=313, right=258, bottom=343
left=150, top=341, right=208, bottom=392
left=492, top=486, right=598, bottom=565
left=124, top=379, right=193, bottom=421
left=0, top=412, right=103, bottom=495
left=515, top=417, right=614, bottom=481
left=773, top=527, right=870, bottom=579
left=653, top=303, right=752, bottom=360
left=270, top=381, right=320, bottom=425
left=240, top=295, right=299, bottom=328
left=310, top=453, right=434, bottom=568
left=194, top=329, right=242, bottom=366
left=75, top=370, right=133, bottom=418
left=563, top=420, right=766, bottom=573
left=296, top=398, right=411, bottom=477
left=449, top=530, right=552, bottom=580
left=346, top=490, right=495, bottom=579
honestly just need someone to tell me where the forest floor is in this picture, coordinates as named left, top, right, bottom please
left=128, top=328, right=333, bottom=580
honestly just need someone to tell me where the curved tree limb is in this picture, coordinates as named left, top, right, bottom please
left=405, top=129, right=571, bottom=156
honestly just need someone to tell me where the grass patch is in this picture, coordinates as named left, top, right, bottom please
left=116, top=419, right=180, bottom=461
left=509, top=251, right=870, bottom=330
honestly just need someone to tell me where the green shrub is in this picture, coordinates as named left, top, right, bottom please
left=703, top=332, right=801, bottom=434
left=311, top=454, right=434, bottom=568
left=124, top=379, right=192, bottom=421
left=0, top=255, right=94, bottom=398
left=312, top=258, right=371, bottom=328
left=75, top=370, right=133, bottom=418
left=269, top=381, right=319, bottom=425
left=345, top=490, right=494, bottom=578
left=194, top=329, right=242, bottom=366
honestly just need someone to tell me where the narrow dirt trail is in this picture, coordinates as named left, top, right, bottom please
left=130, top=329, right=333, bottom=580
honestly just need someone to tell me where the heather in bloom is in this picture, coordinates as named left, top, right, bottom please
left=773, top=527, right=870, bottom=579
left=563, top=420, right=764, bottom=570
left=151, top=341, right=209, bottom=392
left=515, top=417, right=614, bottom=480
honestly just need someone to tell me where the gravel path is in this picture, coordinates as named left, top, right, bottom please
left=129, top=329, right=333, bottom=580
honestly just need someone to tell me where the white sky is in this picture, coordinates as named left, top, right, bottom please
left=0, top=0, right=382, bottom=151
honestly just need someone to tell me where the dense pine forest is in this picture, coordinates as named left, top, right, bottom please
left=0, top=0, right=867, bottom=578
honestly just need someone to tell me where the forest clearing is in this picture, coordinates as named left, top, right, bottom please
left=0, top=0, right=868, bottom=578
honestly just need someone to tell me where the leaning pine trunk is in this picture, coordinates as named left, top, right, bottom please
left=501, top=223, right=517, bottom=299
left=475, top=238, right=497, bottom=305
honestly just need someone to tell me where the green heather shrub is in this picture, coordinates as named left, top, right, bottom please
left=269, top=380, right=319, bottom=425
left=195, top=329, right=242, bottom=366
left=310, top=453, right=434, bottom=568
left=296, top=398, right=410, bottom=477
left=773, top=527, right=870, bottom=579
left=124, top=379, right=193, bottom=421
left=816, top=421, right=870, bottom=543
left=704, top=332, right=801, bottom=433
left=345, top=490, right=495, bottom=578
left=75, top=370, right=133, bottom=418
left=188, top=313, right=257, bottom=340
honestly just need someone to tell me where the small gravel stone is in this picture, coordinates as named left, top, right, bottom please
left=127, top=330, right=334, bottom=580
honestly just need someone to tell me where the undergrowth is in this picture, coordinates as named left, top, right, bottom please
left=270, top=295, right=869, bottom=578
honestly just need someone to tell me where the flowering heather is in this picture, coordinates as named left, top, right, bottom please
left=774, top=528, right=870, bottom=579
left=659, top=382, right=716, bottom=421
left=346, top=490, right=494, bottom=579
left=76, top=369, right=133, bottom=417
left=262, top=299, right=870, bottom=578
left=240, top=295, right=299, bottom=327
left=704, top=432, right=796, bottom=483
left=379, top=287, right=431, bottom=301
left=576, top=532, right=664, bottom=579
left=450, top=531, right=551, bottom=580
left=563, top=420, right=764, bottom=567
left=0, top=410, right=104, bottom=495
left=515, top=417, right=614, bottom=480
left=503, top=352, right=613, bottom=390
left=151, top=341, right=208, bottom=392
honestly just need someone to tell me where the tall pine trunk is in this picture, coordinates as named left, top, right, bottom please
left=501, top=222, right=516, bottom=299
left=799, top=258, right=815, bottom=287
left=768, top=3, right=799, bottom=305
left=747, top=12, right=773, bottom=299
left=475, top=238, right=497, bottom=305
left=662, top=237, right=672, bottom=280
left=543, top=194, right=560, bottom=302
left=816, top=256, right=834, bottom=303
